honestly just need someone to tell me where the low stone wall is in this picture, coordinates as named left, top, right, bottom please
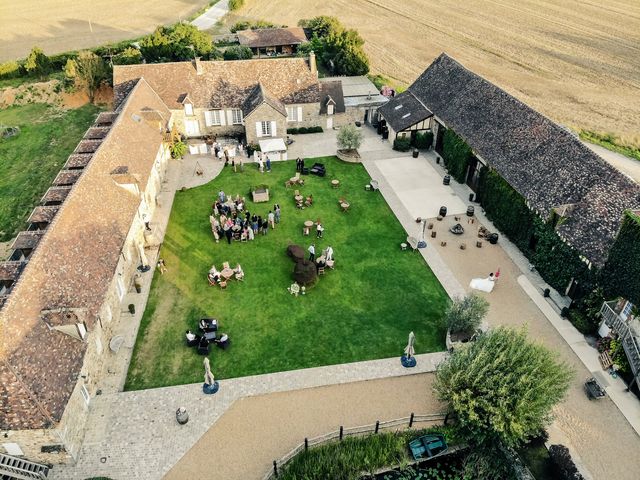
left=336, top=149, right=361, bottom=163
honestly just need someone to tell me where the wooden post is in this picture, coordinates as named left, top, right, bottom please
left=409, top=413, right=415, bottom=428
left=304, top=438, right=308, bottom=451
left=375, top=420, right=380, bottom=434
left=273, top=460, right=278, bottom=477
left=339, top=425, right=344, bottom=441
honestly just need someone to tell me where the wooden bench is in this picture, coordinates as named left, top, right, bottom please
left=599, top=351, right=614, bottom=370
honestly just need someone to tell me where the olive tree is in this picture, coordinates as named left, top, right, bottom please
left=337, top=124, right=363, bottom=151
left=435, top=327, right=572, bottom=477
left=446, top=293, right=489, bottom=335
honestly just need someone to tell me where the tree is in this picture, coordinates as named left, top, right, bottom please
left=299, top=16, right=342, bottom=38
left=24, top=46, right=50, bottom=77
left=228, top=0, right=244, bottom=10
left=337, top=124, right=364, bottom=151
left=446, top=294, right=489, bottom=335
left=435, top=327, right=572, bottom=451
left=73, top=51, right=108, bottom=103
left=223, top=45, right=253, bottom=61
left=140, top=23, right=214, bottom=62
left=113, top=47, right=143, bottom=65
left=63, top=58, right=77, bottom=81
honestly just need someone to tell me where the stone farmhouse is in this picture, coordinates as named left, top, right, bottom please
left=379, top=53, right=640, bottom=274
left=0, top=79, right=172, bottom=467
left=113, top=56, right=385, bottom=147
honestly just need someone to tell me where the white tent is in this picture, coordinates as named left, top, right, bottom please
left=257, top=138, right=288, bottom=161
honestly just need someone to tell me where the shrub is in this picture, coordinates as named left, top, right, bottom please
left=24, top=46, right=50, bottom=77
left=140, top=23, right=213, bottom=62
left=393, top=136, right=411, bottom=151
left=548, top=445, right=584, bottom=480
left=601, top=210, right=640, bottom=305
left=287, top=128, right=298, bottom=135
left=446, top=294, right=489, bottom=335
left=309, top=126, right=323, bottom=133
left=228, top=0, right=244, bottom=11
left=113, top=47, right=143, bottom=65
left=223, top=45, right=253, bottom=60
left=413, top=131, right=434, bottom=149
left=73, top=51, right=109, bottom=103
left=170, top=141, right=187, bottom=159
left=441, top=129, right=472, bottom=183
left=337, top=124, right=363, bottom=150
left=298, top=127, right=309, bottom=134
left=0, top=61, right=21, bottom=79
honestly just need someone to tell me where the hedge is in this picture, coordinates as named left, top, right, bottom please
left=287, top=126, right=323, bottom=134
left=0, top=60, right=21, bottom=79
left=441, top=129, right=472, bottom=183
left=413, top=130, right=433, bottom=149
left=600, top=210, right=640, bottom=305
left=393, top=136, right=411, bottom=151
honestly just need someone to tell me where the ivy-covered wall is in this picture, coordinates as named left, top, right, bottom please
left=600, top=211, right=640, bottom=305
left=441, top=129, right=472, bottom=183
left=477, top=167, right=593, bottom=294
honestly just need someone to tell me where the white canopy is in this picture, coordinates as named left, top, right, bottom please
left=259, top=138, right=287, bottom=153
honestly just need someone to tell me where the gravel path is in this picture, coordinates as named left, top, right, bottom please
left=164, top=373, right=444, bottom=480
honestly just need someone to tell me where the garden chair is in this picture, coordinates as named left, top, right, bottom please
left=318, top=267, right=325, bottom=276
left=222, top=261, right=230, bottom=269
left=219, top=280, right=227, bottom=289
left=207, top=274, right=217, bottom=286
left=294, top=189, right=300, bottom=197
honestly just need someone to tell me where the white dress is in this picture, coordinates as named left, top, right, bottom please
left=469, top=276, right=496, bottom=293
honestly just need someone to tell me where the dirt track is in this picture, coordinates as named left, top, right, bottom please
left=236, top=0, right=640, bottom=144
left=0, top=0, right=209, bottom=61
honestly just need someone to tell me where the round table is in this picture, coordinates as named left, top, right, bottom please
left=304, top=220, right=314, bottom=228
left=331, top=179, right=340, bottom=188
left=340, top=202, right=350, bottom=211
left=295, top=195, right=303, bottom=202
left=290, top=177, right=298, bottom=183
left=221, top=268, right=234, bottom=280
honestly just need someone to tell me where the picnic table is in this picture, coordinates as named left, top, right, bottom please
left=221, top=268, right=234, bottom=280
left=295, top=195, right=303, bottom=202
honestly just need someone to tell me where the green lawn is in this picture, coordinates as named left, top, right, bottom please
left=0, top=103, right=103, bottom=241
left=125, top=156, right=448, bottom=390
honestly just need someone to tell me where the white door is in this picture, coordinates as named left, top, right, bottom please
left=185, top=119, right=200, bottom=136
left=198, top=143, right=208, bottom=154
left=116, top=277, right=125, bottom=301
left=326, top=117, right=333, bottom=129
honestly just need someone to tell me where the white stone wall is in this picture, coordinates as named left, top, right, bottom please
left=284, top=103, right=323, bottom=129
left=244, top=103, right=287, bottom=146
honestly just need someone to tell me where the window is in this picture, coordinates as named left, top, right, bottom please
left=80, top=384, right=90, bottom=406
left=621, top=301, right=633, bottom=320
left=116, top=277, right=125, bottom=301
left=286, top=107, right=299, bottom=122
left=232, top=109, right=243, bottom=125
left=327, top=104, right=334, bottom=115
left=205, top=110, right=222, bottom=126
left=184, top=103, right=193, bottom=116
left=261, top=121, right=272, bottom=136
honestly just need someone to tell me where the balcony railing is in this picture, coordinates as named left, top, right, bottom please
left=600, top=301, right=640, bottom=378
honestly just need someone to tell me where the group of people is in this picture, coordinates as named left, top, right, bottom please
left=256, top=152, right=272, bottom=173
left=308, top=244, right=334, bottom=270
left=209, top=193, right=282, bottom=245
left=295, top=157, right=306, bottom=172
left=208, top=263, right=244, bottom=285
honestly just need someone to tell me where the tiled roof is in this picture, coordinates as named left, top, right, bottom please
left=242, top=83, right=286, bottom=117
left=378, top=91, right=433, bottom=132
left=408, top=53, right=640, bottom=266
left=52, top=170, right=82, bottom=186
left=41, top=186, right=72, bottom=205
left=64, top=153, right=93, bottom=170
left=10, top=231, right=45, bottom=251
left=0, top=78, right=170, bottom=429
left=319, top=81, right=345, bottom=114
left=113, top=58, right=320, bottom=110
left=27, top=206, right=60, bottom=225
left=237, top=27, right=308, bottom=48
left=0, top=261, right=24, bottom=282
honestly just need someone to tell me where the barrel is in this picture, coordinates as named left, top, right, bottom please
left=443, top=175, right=451, bottom=185
left=466, top=205, right=475, bottom=217
left=439, top=206, right=447, bottom=217
left=488, top=233, right=499, bottom=245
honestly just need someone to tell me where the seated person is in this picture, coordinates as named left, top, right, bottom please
left=208, top=271, right=221, bottom=284
left=316, top=255, right=326, bottom=269
left=326, top=259, right=335, bottom=269
left=199, top=318, right=218, bottom=332
left=234, top=263, right=244, bottom=280
left=305, top=195, right=313, bottom=207
left=185, top=330, right=200, bottom=346
left=214, top=333, right=230, bottom=349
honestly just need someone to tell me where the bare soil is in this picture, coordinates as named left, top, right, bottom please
left=237, top=0, right=640, bottom=145
left=0, top=80, right=112, bottom=109
left=0, top=0, right=210, bottom=62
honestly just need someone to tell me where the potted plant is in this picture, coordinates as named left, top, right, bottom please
left=445, top=294, right=489, bottom=351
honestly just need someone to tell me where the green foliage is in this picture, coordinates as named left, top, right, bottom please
left=548, top=445, right=584, bottom=480
left=24, top=47, right=50, bottom=77
left=229, top=19, right=282, bottom=33
left=170, top=141, right=187, bottom=159
left=73, top=51, right=109, bottom=103
left=298, top=16, right=369, bottom=76
left=228, top=0, right=244, bottom=11
left=445, top=294, right=488, bottom=335
left=565, top=287, right=605, bottom=335
left=393, top=136, right=412, bottom=152
left=287, top=126, right=323, bottom=134
left=413, top=131, right=434, bottom=149
left=337, top=124, right=364, bottom=150
left=0, top=60, right=21, bottom=79
left=435, top=327, right=573, bottom=450
left=113, top=47, right=143, bottom=65
left=579, top=130, right=640, bottom=162
left=63, top=58, right=77, bottom=80
left=140, top=24, right=213, bottom=62
left=441, top=130, right=471, bottom=183
left=223, top=45, right=253, bottom=61
left=601, top=211, right=640, bottom=305
left=610, top=339, right=631, bottom=374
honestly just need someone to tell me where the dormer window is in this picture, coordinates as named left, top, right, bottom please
left=184, top=103, right=194, bottom=116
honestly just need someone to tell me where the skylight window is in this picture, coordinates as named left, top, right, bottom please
left=402, top=113, right=411, bottom=119
left=394, top=104, right=403, bottom=110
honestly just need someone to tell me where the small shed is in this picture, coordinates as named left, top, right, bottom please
left=258, top=138, right=288, bottom=161
left=237, top=27, right=308, bottom=56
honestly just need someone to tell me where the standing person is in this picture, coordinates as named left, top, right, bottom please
left=232, top=159, right=236, bottom=172
left=256, top=216, right=263, bottom=235
left=308, top=243, right=315, bottom=261
left=325, top=245, right=334, bottom=261
left=258, top=156, right=264, bottom=173
left=266, top=156, right=271, bottom=172
left=316, top=222, right=324, bottom=238
left=157, top=258, right=167, bottom=274
left=261, top=217, right=269, bottom=235
left=247, top=225, right=255, bottom=241
left=296, top=157, right=302, bottom=172
left=252, top=214, right=259, bottom=234
left=218, top=190, right=226, bottom=203
left=224, top=224, right=232, bottom=244
left=239, top=158, right=244, bottom=172
left=268, top=210, right=275, bottom=229
left=214, top=143, right=220, bottom=160
left=274, top=204, right=281, bottom=224
left=300, top=158, right=305, bottom=172
left=217, top=148, right=224, bottom=162
left=224, top=147, right=230, bottom=166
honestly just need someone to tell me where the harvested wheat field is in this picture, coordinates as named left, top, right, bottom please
left=236, top=0, right=640, bottom=145
left=0, top=0, right=209, bottom=62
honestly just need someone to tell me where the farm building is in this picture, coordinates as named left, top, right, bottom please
left=236, top=27, right=308, bottom=57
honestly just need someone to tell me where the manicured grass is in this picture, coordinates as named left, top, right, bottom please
left=0, top=103, right=103, bottom=241
left=579, top=130, right=640, bottom=162
left=125, top=156, right=448, bottom=390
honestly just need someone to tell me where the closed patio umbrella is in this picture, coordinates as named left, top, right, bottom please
left=404, top=331, right=416, bottom=359
left=203, top=357, right=214, bottom=386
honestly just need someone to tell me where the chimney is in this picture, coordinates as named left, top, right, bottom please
left=309, top=51, right=317, bottom=76
left=194, top=57, right=203, bottom=75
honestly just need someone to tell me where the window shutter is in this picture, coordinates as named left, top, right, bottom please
left=220, top=110, right=226, bottom=126
left=204, top=111, right=212, bottom=127
left=271, top=121, right=277, bottom=136
left=226, top=110, right=233, bottom=126
left=256, top=122, right=262, bottom=138
left=297, top=107, right=303, bottom=121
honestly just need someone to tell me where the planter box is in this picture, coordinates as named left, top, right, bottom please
left=252, top=188, right=269, bottom=203
left=336, top=149, right=361, bottom=163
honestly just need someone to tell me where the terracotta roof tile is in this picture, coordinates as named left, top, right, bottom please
left=64, top=153, right=93, bottom=170
left=27, top=206, right=60, bottom=225
left=52, top=169, right=82, bottom=186
left=237, top=27, right=308, bottom=48
left=113, top=58, right=320, bottom=110
left=41, top=186, right=72, bottom=205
